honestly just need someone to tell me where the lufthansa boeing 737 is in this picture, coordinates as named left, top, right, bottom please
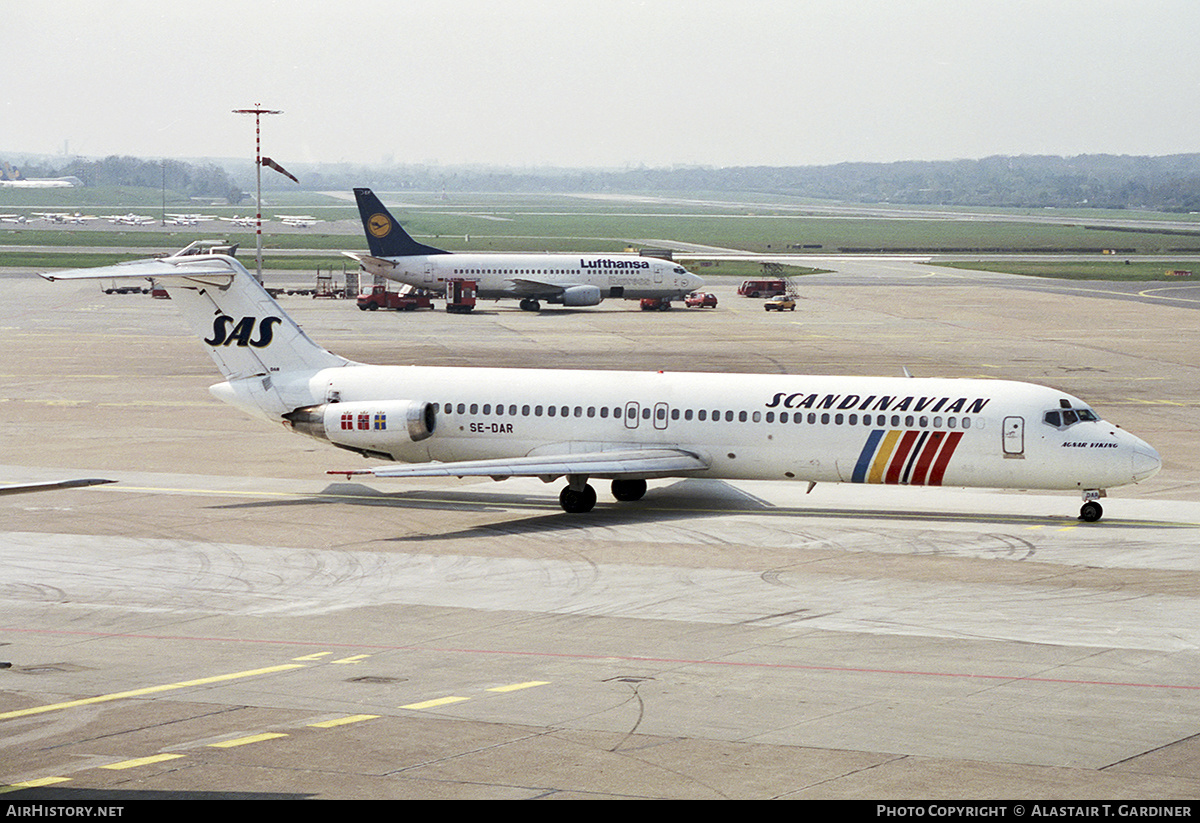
left=43, top=253, right=1160, bottom=520
left=345, top=188, right=702, bottom=311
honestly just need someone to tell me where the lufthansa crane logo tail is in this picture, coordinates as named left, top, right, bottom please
left=367, top=213, right=392, bottom=239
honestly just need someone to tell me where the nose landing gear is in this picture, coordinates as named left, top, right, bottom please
left=1079, top=490, right=1106, bottom=522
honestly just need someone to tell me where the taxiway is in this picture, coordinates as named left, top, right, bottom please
left=1, top=262, right=1197, bottom=799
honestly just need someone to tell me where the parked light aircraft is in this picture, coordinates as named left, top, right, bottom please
left=345, top=188, right=702, bottom=311
left=165, top=213, right=217, bottom=226
left=220, top=216, right=259, bottom=228
left=278, top=214, right=319, bottom=228
left=102, top=213, right=156, bottom=226
left=33, top=212, right=95, bottom=225
left=43, top=252, right=1160, bottom=520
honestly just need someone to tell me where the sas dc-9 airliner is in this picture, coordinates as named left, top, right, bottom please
left=44, top=251, right=1160, bottom=521
left=344, top=188, right=702, bottom=311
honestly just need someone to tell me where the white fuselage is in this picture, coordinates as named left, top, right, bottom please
left=0, top=178, right=76, bottom=188
left=364, top=253, right=702, bottom=303
left=218, top=366, right=1160, bottom=493
left=47, top=251, right=1160, bottom=517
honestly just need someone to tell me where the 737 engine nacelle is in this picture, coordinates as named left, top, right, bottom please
left=558, top=285, right=603, bottom=307
left=283, top=400, right=436, bottom=453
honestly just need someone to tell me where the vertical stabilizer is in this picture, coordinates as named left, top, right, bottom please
left=353, top=187, right=448, bottom=258
left=44, top=255, right=352, bottom=383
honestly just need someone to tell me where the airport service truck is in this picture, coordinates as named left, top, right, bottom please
left=357, top=284, right=433, bottom=311
left=737, top=279, right=787, bottom=298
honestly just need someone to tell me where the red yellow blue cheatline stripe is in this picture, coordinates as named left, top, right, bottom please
left=851, top=429, right=963, bottom=485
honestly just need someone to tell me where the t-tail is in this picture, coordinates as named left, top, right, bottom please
left=42, top=254, right=353, bottom=421
left=353, top=187, right=448, bottom=258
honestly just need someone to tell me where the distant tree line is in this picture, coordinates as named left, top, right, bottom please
left=16, top=155, right=242, bottom=202
left=14, top=152, right=1200, bottom=212
left=291, top=154, right=1200, bottom=212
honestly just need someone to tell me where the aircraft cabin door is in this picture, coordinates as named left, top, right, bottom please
left=1002, top=416, right=1025, bottom=457
left=653, top=402, right=669, bottom=430
left=423, top=262, right=434, bottom=284
left=624, top=401, right=640, bottom=429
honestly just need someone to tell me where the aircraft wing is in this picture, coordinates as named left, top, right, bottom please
left=0, top=478, right=115, bottom=497
left=508, top=277, right=570, bottom=296
left=333, top=448, right=710, bottom=482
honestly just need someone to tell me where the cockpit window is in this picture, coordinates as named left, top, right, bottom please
left=1044, top=407, right=1100, bottom=429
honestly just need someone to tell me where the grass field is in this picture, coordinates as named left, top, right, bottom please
left=416, top=213, right=1200, bottom=255
left=6, top=188, right=1200, bottom=271
left=932, top=259, right=1199, bottom=281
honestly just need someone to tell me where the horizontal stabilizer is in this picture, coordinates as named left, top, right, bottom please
left=342, top=251, right=398, bottom=270
left=42, top=255, right=239, bottom=285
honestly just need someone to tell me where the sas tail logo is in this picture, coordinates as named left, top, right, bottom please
left=851, top=429, right=963, bottom=486
left=204, top=315, right=282, bottom=348
left=367, top=213, right=392, bottom=239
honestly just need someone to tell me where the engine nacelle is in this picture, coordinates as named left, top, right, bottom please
left=560, top=285, right=603, bottom=307
left=284, top=400, right=436, bottom=448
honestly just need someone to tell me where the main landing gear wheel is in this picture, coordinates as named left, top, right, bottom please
left=1079, top=501, right=1104, bottom=522
left=559, top=483, right=597, bottom=513
left=519, top=298, right=541, bottom=312
left=611, top=478, right=647, bottom=501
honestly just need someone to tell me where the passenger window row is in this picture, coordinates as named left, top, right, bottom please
left=438, top=402, right=975, bottom=429
left=452, top=268, right=570, bottom=276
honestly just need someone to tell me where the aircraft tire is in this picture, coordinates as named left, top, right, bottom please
left=519, top=298, right=541, bottom=312
left=1079, top=501, right=1103, bottom=522
left=611, top=478, right=647, bottom=501
left=559, top=484, right=597, bottom=513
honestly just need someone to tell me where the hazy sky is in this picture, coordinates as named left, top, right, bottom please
left=6, top=0, right=1200, bottom=168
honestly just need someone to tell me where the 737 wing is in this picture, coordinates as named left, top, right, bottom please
left=507, top=277, right=571, bottom=297
left=332, top=448, right=710, bottom=482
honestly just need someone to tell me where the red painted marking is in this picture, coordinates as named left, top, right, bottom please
left=885, top=430, right=920, bottom=484
left=928, top=430, right=964, bottom=486
left=909, top=431, right=946, bottom=486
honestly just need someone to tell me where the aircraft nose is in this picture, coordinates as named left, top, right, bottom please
left=1132, top=443, right=1162, bottom=482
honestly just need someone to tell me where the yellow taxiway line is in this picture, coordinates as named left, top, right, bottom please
left=0, top=664, right=306, bottom=721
